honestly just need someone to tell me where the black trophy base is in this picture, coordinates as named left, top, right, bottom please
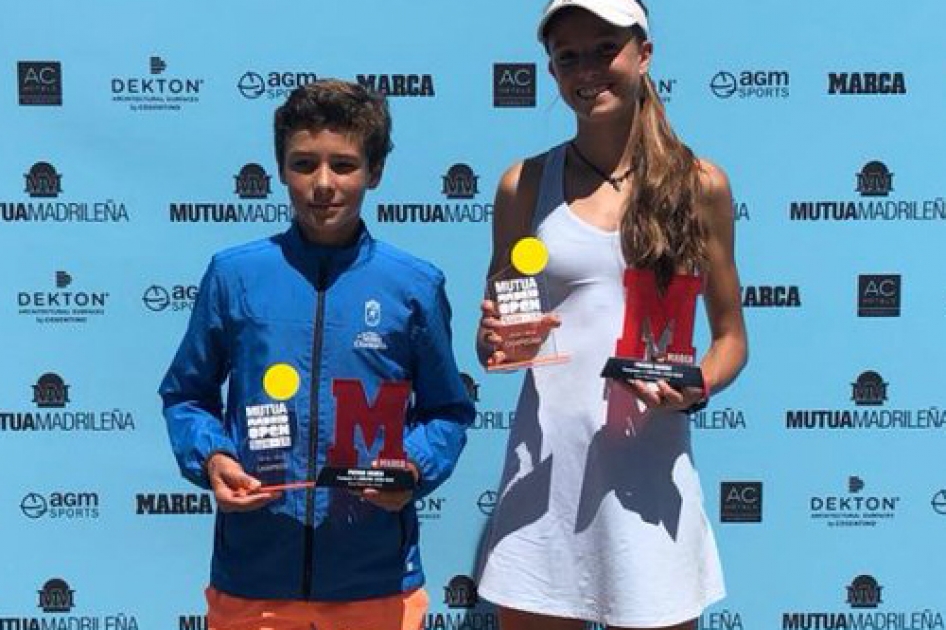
left=316, top=466, right=416, bottom=490
left=601, top=357, right=704, bottom=390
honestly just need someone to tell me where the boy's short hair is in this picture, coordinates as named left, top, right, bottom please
left=274, top=79, right=393, bottom=173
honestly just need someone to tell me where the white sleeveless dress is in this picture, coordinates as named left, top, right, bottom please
left=477, top=144, right=725, bottom=628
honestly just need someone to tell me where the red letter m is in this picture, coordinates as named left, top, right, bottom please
left=615, top=269, right=701, bottom=362
left=328, top=380, right=411, bottom=466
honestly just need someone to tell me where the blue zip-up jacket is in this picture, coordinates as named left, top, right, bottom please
left=159, top=222, right=474, bottom=601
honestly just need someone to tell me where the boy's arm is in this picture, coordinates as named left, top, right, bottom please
left=158, top=259, right=238, bottom=490
left=403, top=273, right=475, bottom=499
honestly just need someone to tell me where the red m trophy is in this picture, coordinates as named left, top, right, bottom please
left=316, top=379, right=416, bottom=490
left=601, top=269, right=704, bottom=391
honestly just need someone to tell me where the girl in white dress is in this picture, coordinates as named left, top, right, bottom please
left=476, top=1, right=748, bottom=629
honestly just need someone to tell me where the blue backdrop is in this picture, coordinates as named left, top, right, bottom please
left=2, top=1, right=945, bottom=629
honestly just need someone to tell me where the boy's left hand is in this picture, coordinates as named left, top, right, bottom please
left=355, top=462, right=420, bottom=512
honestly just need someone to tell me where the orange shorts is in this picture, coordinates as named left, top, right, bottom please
left=205, top=585, right=429, bottom=630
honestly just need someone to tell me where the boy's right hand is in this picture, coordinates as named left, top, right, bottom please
left=479, top=299, right=560, bottom=367
left=206, top=453, right=281, bottom=512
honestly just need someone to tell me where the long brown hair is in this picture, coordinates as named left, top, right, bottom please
left=621, top=28, right=706, bottom=291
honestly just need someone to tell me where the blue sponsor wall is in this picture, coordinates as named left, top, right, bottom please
left=2, top=1, right=945, bottom=628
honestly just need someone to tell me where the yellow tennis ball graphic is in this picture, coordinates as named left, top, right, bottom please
left=263, top=363, right=300, bottom=401
left=510, top=237, right=548, bottom=276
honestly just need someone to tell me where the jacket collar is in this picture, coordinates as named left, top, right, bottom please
left=281, top=220, right=374, bottom=282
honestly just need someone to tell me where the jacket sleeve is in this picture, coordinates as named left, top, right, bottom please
left=158, top=258, right=237, bottom=489
left=403, top=273, right=475, bottom=499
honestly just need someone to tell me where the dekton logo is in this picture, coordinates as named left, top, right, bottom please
left=16, top=271, right=110, bottom=324
left=809, top=476, right=900, bottom=528
left=111, top=56, right=205, bottom=112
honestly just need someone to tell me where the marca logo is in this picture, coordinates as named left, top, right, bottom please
left=356, top=74, right=434, bottom=97
left=18, top=61, right=62, bottom=106
left=136, top=493, right=214, bottom=515
left=741, top=285, right=801, bottom=308
left=828, top=72, right=906, bottom=95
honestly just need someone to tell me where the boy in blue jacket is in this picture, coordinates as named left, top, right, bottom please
left=159, top=79, right=474, bottom=630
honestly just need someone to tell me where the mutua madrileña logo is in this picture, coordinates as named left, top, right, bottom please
left=0, top=577, right=140, bottom=629
left=16, top=271, right=110, bottom=325
left=789, top=160, right=945, bottom=222
left=785, top=370, right=945, bottom=431
left=169, top=163, right=291, bottom=223
left=781, top=574, right=943, bottom=630
left=0, top=161, right=130, bottom=223
left=377, top=163, right=493, bottom=224
left=0, top=372, right=135, bottom=433
left=425, top=575, right=496, bottom=630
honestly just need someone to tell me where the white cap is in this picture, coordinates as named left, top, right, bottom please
left=537, top=0, right=649, bottom=42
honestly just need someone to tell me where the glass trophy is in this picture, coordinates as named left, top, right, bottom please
left=601, top=269, right=704, bottom=391
left=316, top=379, right=416, bottom=490
left=486, top=237, right=568, bottom=371
left=245, top=363, right=312, bottom=492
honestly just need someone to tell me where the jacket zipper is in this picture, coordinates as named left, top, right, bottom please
left=301, top=264, right=327, bottom=599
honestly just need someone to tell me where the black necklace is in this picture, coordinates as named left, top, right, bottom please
left=569, top=141, right=633, bottom=191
